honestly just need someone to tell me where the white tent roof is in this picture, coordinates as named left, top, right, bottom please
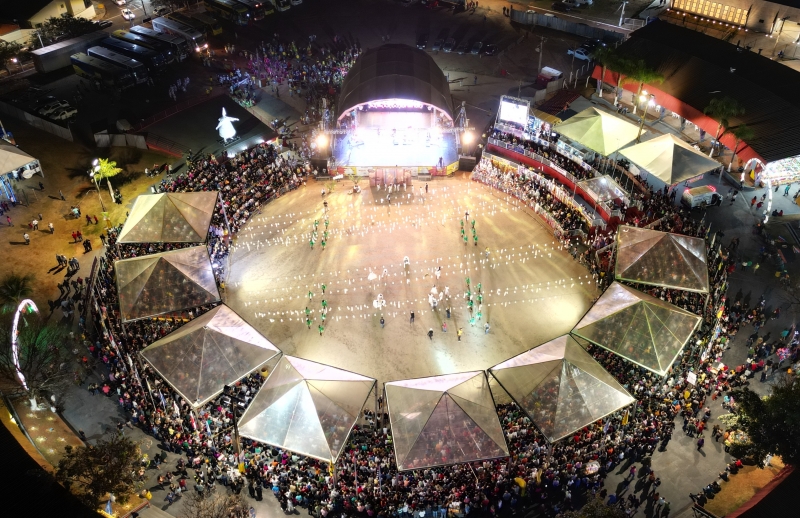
left=141, top=305, right=281, bottom=409
left=572, top=282, right=702, bottom=376
left=237, top=356, right=375, bottom=463
left=385, top=371, right=509, bottom=471
left=615, top=225, right=709, bottom=293
left=489, top=335, right=634, bottom=442
left=0, top=143, right=36, bottom=174
left=619, top=134, right=720, bottom=185
left=555, top=107, right=641, bottom=156
left=118, top=192, right=219, bottom=243
left=115, top=246, right=221, bottom=322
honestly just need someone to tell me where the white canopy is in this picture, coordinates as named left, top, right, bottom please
left=385, top=371, right=509, bottom=471
left=238, top=356, right=375, bottom=463
left=619, top=134, right=721, bottom=185
left=555, top=107, right=641, bottom=156
left=141, top=305, right=281, bottom=409
left=118, top=192, right=219, bottom=243
left=489, top=335, right=634, bottom=442
left=0, top=143, right=37, bottom=174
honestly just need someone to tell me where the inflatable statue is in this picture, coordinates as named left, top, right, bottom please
left=216, top=108, right=239, bottom=142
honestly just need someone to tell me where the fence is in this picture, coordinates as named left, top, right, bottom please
left=94, top=133, right=148, bottom=149
left=129, top=90, right=224, bottom=132
left=510, top=10, right=627, bottom=43
left=0, top=100, right=73, bottom=141
left=144, top=133, right=190, bottom=157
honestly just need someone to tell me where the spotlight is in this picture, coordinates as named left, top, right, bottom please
left=316, top=134, right=329, bottom=148
left=462, top=132, right=474, bottom=145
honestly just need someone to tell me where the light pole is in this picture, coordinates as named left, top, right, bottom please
left=636, top=93, right=655, bottom=143
left=222, top=385, right=245, bottom=471
left=88, top=159, right=106, bottom=211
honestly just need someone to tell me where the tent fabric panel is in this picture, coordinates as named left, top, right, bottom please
left=286, top=356, right=374, bottom=382
left=386, top=371, right=481, bottom=392
left=490, top=338, right=567, bottom=371
left=0, top=144, right=37, bottom=174
left=117, top=195, right=166, bottom=243
left=386, top=384, right=444, bottom=467
left=306, top=382, right=363, bottom=462
left=555, top=107, right=640, bottom=156
left=116, top=259, right=159, bottom=318
left=238, top=358, right=304, bottom=428
left=619, top=134, right=721, bottom=184
left=489, top=361, right=563, bottom=410
left=577, top=176, right=627, bottom=203
left=448, top=393, right=509, bottom=457
left=118, top=192, right=218, bottom=243
left=573, top=282, right=642, bottom=329
left=306, top=379, right=373, bottom=422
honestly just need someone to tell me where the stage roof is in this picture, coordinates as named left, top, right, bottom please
left=619, top=134, right=721, bottom=185
left=385, top=371, right=509, bottom=471
left=238, top=356, right=375, bottom=463
left=615, top=225, right=709, bottom=293
left=141, top=305, right=281, bottom=409
left=118, top=192, right=218, bottom=243
left=489, top=335, right=634, bottom=442
left=572, top=282, right=702, bottom=376
left=337, top=44, right=454, bottom=121
left=116, top=246, right=221, bottom=322
left=554, top=107, right=640, bottom=156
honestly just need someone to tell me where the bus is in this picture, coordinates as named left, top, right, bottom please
left=151, top=17, right=209, bottom=53
left=234, top=0, right=268, bottom=20
left=203, top=0, right=250, bottom=26
left=71, top=53, right=135, bottom=89
left=190, top=12, right=223, bottom=36
left=86, top=46, right=148, bottom=84
left=111, top=30, right=173, bottom=65
left=165, top=11, right=210, bottom=38
left=128, top=25, right=190, bottom=62
left=104, top=35, right=168, bottom=70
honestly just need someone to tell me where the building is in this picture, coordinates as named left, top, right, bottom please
left=593, top=20, right=800, bottom=185
left=668, top=0, right=800, bottom=34
left=0, top=0, right=95, bottom=29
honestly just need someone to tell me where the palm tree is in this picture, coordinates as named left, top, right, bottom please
left=591, top=47, right=617, bottom=99
left=620, top=59, right=664, bottom=115
left=704, top=96, right=744, bottom=157
left=94, top=158, right=123, bottom=199
left=728, top=124, right=755, bottom=172
left=608, top=56, right=633, bottom=107
left=0, top=273, right=34, bottom=313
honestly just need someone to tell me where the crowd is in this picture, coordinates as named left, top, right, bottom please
left=489, top=128, right=595, bottom=182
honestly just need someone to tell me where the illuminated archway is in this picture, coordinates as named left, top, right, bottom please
left=11, top=299, right=39, bottom=391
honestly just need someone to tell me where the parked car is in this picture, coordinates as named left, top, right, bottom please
left=551, top=2, right=572, bottom=12
left=121, top=8, right=135, bottom=20
left=93, top=20, right=113, bottom=29
left=416, top=33, right=428, bottom=49
left=153, top=6, right=169, bottom=16
left=443, top=38, right=456, bottom=52
left=482, top=44, right=498, bottom=56
left=562, top=0, right=592, bottom=7
left=291, top=0, right=303, bottom=5
left=456, top=42, right=469, bottom=54
left=471, top=41, right=483, bottom=55
left=38, top=100, right=70, bottom=116
left=432, top=38, right=444, bottom=51
left=51, top=107, right=78, bottom=120
left=113, top=0, right=126, bottom=5
left=567, top=47, right=591, bottom=61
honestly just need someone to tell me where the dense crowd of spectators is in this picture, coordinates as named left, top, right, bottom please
left=489, top=128, right=595, bottom=182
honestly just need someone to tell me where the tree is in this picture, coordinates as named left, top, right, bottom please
left=32, top=13, right=97, bottom=49
left=727, top=124, right=755, bottom=172
left=55, top=433, right=142, bottom=508
left=591, top=47, right=617, bottom=99
left=0, top=41, right=23, bottom=73
left=94, top=158, right=123, bottom=199
left=728, top=377, right=800, bottom=466
left=0, top=318, right=72, bottom=409
left=0, top=272, right=34, bottom=312
left=561, top=495, right=627, bottom=518
left=620, top=59, right=663, bottom=115
left=704, top=96, right=745, bottom=157
left=180, top=491, right=250, bottom=518
left=605, top=56, right=633, bottom=107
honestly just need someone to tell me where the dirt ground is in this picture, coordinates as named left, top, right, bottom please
left=704, top=458, right=786, bottom=517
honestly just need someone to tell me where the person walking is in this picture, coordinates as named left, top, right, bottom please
left=380, top=316, right=385, bottom=328
left=6, top=216, right=11, bottom=226
left=697, top=436, right=705, bottom=451
left=59, top=190, right=65, bottom=200
left=318, top=324, right=324, bottom=336
left=427, top=329, right=434, bottom=340
left=484, top=322, right=490, bottom=334
left=48, top=222, right=54, bottom=233
left=457, top=328, right=463, bottom=341
left=23, top=233, right=30, bottom=245
left=410, top=311, right=415, bottom=324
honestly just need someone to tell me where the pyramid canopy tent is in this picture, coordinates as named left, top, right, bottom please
left=489, top=335, right=634, bottom=442
left=118, top=192, right=219, bottom=243
left=615, top=225, right=709, bottom=293
left=116, top=246, right=221, bottom=322
left=572, top=282, right=702, bottom=376
left=237, top=356, right=375, bottom=463
left=0, top=143, right=37, bottom=175
left=141, top=305, right=281, bottom=409
left=385, top=371, right=509, bottom=471
left=578, top=175, right=628, bottom=203
left=619, top=134, right=721, bottom=185
left=554, top=107, right=641, bottom=156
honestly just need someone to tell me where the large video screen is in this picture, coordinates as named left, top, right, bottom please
left=498, top=97, right=529, bottom=127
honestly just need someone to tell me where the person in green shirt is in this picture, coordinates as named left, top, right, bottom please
left=306, top=318, right=312, bottom=329
left=318, top=324, right=324, bottom=336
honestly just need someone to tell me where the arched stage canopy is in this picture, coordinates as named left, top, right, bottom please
left=118, top=192, right=219, bottom=244
left=115, top=246, right=221, bottom=322
left=615, top=225, right=709, bottom=293
left=141, top=304, right=281, bottom=409
left=385, top=371, right=509, bottom=471
left=337, top=44, right=454, bottom=121
left=489, top=335, right=634, bottom=443
left=572, top=282, right=702, bottom=376
left=237, top=356, right=375, bottom=464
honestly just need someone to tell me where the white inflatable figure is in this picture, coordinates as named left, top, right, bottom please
left=216, top=108, right=239, bottom=142
left=367, top=268, right=378, bottom=282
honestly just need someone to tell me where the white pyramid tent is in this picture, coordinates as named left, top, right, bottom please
left=489, top=335, right=634, bottom=442
left=141, top=305, right=281, bottom=408
left=619, top=134, right=720, bottom=185
left=615, top=225, right=709, bottom=293
left=572, top=282, right=702, bottom=376
left=237, top=356, right=375, bottom=463
left=385, top=371, right=509, bottom=471
left=118, top=192, right=219, bottom=243
left=115, top=245, right=221, bottom=322
left=554, top=107, right=641, bottom=156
